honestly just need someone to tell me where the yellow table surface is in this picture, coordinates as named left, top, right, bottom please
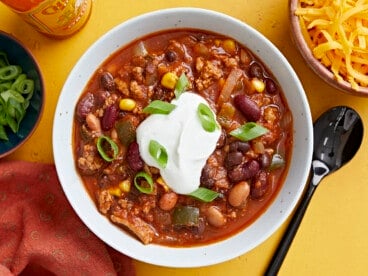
left=2, top=0, right=368, bottom=275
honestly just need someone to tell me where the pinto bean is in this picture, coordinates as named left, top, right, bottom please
left=85, top=113, right=101, bottom=132
left=233, top=94, right=261, bottom=121
left=101, top=104, right=118, bottom=131
left=206, top=206, right=226, bottom=227
left=159, top=192, right=178, bottom=211
left=228, top=181, right=250, bottom=207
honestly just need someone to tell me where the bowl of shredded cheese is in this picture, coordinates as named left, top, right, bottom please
left=290, top=0, right=368, bottom=95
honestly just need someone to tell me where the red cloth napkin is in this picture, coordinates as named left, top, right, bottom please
left=0, top=160, right=135, bottom=276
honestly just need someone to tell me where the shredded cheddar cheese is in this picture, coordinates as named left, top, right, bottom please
left=296, top=0, right=368, bottom=90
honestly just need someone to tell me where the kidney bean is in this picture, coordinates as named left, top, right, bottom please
left=76, top=93, right=94, bottom=121
left=225, top=151, right=243, bottom=168
left=159, top=192, right=178, bottom=211
left=233, top=94, right=261, bottom=121
left=259, top=152, right=271, bottom=169
left=242, top=160, right=260, bottom=179
left=100, top=72, right=115, bottom=91
left=228, top=181, right=250, bottom=208
left=251, top=171, right=268, bottom=199
left=95, top=90, right=110, bottom=106
left=229, top=141, right=250, bottom=153
left=265, top=78, right=278, bottom=94
left=101, top=104, right=118, bottom=131
left=127, top=141, right=144, bottom=171
left=206, top=206, right=226, bottom=227
left=249, top=62, right=263, bottom=78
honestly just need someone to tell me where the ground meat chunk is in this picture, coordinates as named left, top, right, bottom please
left=115, top=79, right=130, bottom=96
left=130, top=80, right=147, bottom=100
left=111, top=209, right=156, bottom=244
left=77, top=144, right=103, bottom=175
left=97, top=190, right=114, bottom=214
left=132, top=66, right=144, bottom=83
left=195, top=58, right=223, bottom=91
left=201, top=152, right=230, bottom=189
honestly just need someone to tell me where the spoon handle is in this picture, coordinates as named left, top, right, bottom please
left=265, top=180, right=316, bottom=276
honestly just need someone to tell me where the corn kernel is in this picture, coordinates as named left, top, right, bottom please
left=161, top=72, right=178, bottom=89
left=119, top=179, right=131, bottom=193
left=119, top=98, right=136, bottom=111
left=214, top=39, right=221, bottom=47
left=156, top=177, right=170, bottom=192
left=223, top=39, right=236, bottom=54
left=108, top=187, right=122, bottom=197
left=252, top=78, right=265, bottom=93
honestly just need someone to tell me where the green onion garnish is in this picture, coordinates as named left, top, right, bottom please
left=96, top=135, right=119, bottom=162
left=134, top=171, right=154, bottom=194
left=230, top=122, right=268, bottom=141
left=189, top=187, right=220, bottom=202
left=174, top=73, right=189, bottom=98
left=197, top=103, right=218, bottom=132
left=142, top=100, right=176, bottom=115
left=149, top=140, right=168, bottom=168
left=0, top=51, right=35, bottom=140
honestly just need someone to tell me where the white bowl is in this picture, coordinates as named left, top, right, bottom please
left=53, top=8, right=313, bottom=267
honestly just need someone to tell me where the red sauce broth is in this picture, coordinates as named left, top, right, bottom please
left=73, top=29, right=293, bottom=246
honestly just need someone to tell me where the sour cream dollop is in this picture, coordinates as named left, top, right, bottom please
left=136, top=92, right=221, bottom=194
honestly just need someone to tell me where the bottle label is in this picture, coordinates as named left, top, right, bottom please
left=19, top=0, right=92, bottom=37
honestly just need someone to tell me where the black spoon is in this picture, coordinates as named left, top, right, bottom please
left=265, top=106, right=363, bottom=275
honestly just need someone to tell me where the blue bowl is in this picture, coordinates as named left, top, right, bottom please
left=0, top=31, right=44, bottom=158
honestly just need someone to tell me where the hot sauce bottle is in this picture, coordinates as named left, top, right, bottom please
left=0, top=0, right=93, bottom=38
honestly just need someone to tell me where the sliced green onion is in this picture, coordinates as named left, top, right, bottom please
left=0, top=52, right=35, bottom=140
left=189, top=187, right=220, bottom=202
left=172, top=205, right=199, bottom=227
left=0, top=65, right=22, bottom=81
left=96, top=135, right=119, bottom=162
left=174, top=73, right=189, bottom=98
left=230, top=122, right=268, bottom=141
left=0, top=52, right=9, bottom=67
left=134, top=171, right=154, bottom=194
left=0, top=124, right=8, bottom=140
left=142, top=100, right=176, bottom=115
left=1, top=89, right=25, bottom=103
left=0, top=82, right=11, bottom=92
left=270, top=153, right=285, bottom=170
left=149, top=140, right=168, bottom=168
left=197, top=103, right=218, bottom=132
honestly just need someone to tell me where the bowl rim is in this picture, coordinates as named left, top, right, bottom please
left=289, top=0, right=368, bottom=96
left=53, top=7, right=313, bottom=267
left=0, top=30, right=45, bottom=158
